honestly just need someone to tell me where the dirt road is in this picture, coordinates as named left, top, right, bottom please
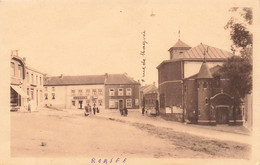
left=11, top=108, right=251, bottom=159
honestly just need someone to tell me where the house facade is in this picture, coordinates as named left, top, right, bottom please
left=10, top=51, right=45, bottom=111
left=104, top=73, right=140, bottom=109
left=10, top=51, right=28, bottom=111
left=44, top=73, right=140, bottom=110
left=44, top=75, right=105, bottom=109
left=25, top=66, right=45, bottom=110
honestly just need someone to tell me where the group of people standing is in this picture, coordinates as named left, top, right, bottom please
left=84, top=104, right=99, bottom=116
left=119, top=107, right=128, bottom=116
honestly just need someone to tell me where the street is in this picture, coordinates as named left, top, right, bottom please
left=11, top=108, right=251, bottom=159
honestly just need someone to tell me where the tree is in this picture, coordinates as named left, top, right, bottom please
left=214, top=56, right=252, bottom=124
left=225, top=7, right=253, bottom=60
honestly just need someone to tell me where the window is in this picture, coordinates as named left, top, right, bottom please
left=118, top=88, right=124, bottom=96
left=72, top=101, right=75, bottom=106
left=205, top=98, right=209, bottom=104
left=92, top=89, right=97, bottom=96
left=203, top=82, right=207, bottom=88
left=40, top=77, right=42, bottom=86
left=135, top=99, right=139, bottom=106
left=36, top=75, right=38, bottom=85
left=126, top=88, right=132, bottom=96
left=86, top=89, right=90, bottom=95
left=78, top=89, right=83, bottom=96
left=98, top=99, right=103, bottom=106
left=52, top=93, right=55, bottom=100
left=27, top=72, right=29, bottom=83
left=109, top=88, right=115, bottom=96
left=109, top=99, right=116, bottom=108
left=71, top=90, right=75, bottom=95
left=31, top=74, right=34, bottom=84
left=52, top=87, right=55, bottom=91
left=27, top=88, right=29, bottom=96
left=98, top=89, right=103, bottom=95
left=31, top=89, right=34, bottom=100
left=18, top=64, right=22, bottom=78
left=45, top=93, right=48, bottom=100
left=11, top=62, right=15, bottom=77
left=126, top=99, right=132, bottom=108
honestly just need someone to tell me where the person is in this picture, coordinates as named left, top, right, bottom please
left=93, top=104, right=96, bottom=115
left=28, top=99, right=31, bottom=113
left=89, top=104, right=92, bottom=114
left=84, top=105, right=89, bottom=116
left=123, top=107, right=128, bottom=117
left=142, top=107, right=145, bottom=116
left=119, top=108, right=123, bottom=116
left=97, top=107, right=99, bottom=113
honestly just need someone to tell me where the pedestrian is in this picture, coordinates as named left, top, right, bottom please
left=84, top=105, right=89, bottom=116
left=89, top=104, right=92, bottom=114
left=125, top=107, right=128, bottom=116
left=142, top=107, right=145, bottom=116
left=120, top=108, right=123, bottom=116
left=93, top=104, right=96, bottom=115
left=28, top=99, right=31, bottom=113
left=97, top=107, right=99, bottom=113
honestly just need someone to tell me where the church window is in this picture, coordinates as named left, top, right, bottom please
left=203, top=82, right=207, bottom=88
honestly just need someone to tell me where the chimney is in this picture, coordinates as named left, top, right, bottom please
left=59, top=74, right=63, bottom=79
left=105, top=73, right=108, bottom=79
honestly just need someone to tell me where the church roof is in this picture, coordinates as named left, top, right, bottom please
left=171, top=39, right=191, bottom=48
left=197, top=62, right=213, bottom=79
left=174, top=43, right=233, bottom=60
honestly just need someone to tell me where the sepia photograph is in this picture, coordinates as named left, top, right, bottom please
left=0, top=0, right=259, bottom=164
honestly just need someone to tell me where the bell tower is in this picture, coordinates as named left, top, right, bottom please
left=196, top=52, right=214, bottom=125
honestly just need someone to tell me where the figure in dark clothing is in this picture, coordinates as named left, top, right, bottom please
left=124, top=107, right=128, bottom=116
left=93, top=104, right=96, bottom=115
left=120, top=108, right=123, bottom=116
left=97, top=107, right=99, bottom=113
left=142, top=107, right=145, bottom=116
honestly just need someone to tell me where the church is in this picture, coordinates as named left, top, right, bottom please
left=157, top=39, right=243, bottom=125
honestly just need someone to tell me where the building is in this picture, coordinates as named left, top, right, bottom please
left=104, top=73, right=140, bottom=109
left=183, top=61, right=243, bottom=125
left=157, top=39, right=238, bottom=125
left=44, top=74, right=106, bottom=109
left=25, top=65, right=45, bottom=110
left=44, top=73, right=140, bottom=110
left=10, top=51, right=28, bottom=111
left=139, top=83, right=158, bottom=109
left=10, top=50, right=45, bottom=111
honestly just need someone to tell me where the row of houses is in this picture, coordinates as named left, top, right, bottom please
left=10, top=51, right=140, bottom=111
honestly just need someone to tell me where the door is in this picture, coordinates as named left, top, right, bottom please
left=216, top=106, right=228, bottom=124
left=118, top=100, right=124, bottom=109
left=79, top=101, right=83, bottom=109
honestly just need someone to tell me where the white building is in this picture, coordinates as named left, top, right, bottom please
left=44, top=75, right=105, bottom=109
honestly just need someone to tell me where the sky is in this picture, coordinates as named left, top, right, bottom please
left=0, top=0, right=255, bottom=85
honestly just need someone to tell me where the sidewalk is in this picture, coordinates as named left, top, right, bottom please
left=90, top=109, right=252, bottom=145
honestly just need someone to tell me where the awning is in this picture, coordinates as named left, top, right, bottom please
left=11, top=85, right=29, bottom=98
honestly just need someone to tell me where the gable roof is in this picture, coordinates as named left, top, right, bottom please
left=44, top=75, right=106, bottom=86
left=105, top=74, right=139, bottom=85
left=140, top=84, right=157, bottom=94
